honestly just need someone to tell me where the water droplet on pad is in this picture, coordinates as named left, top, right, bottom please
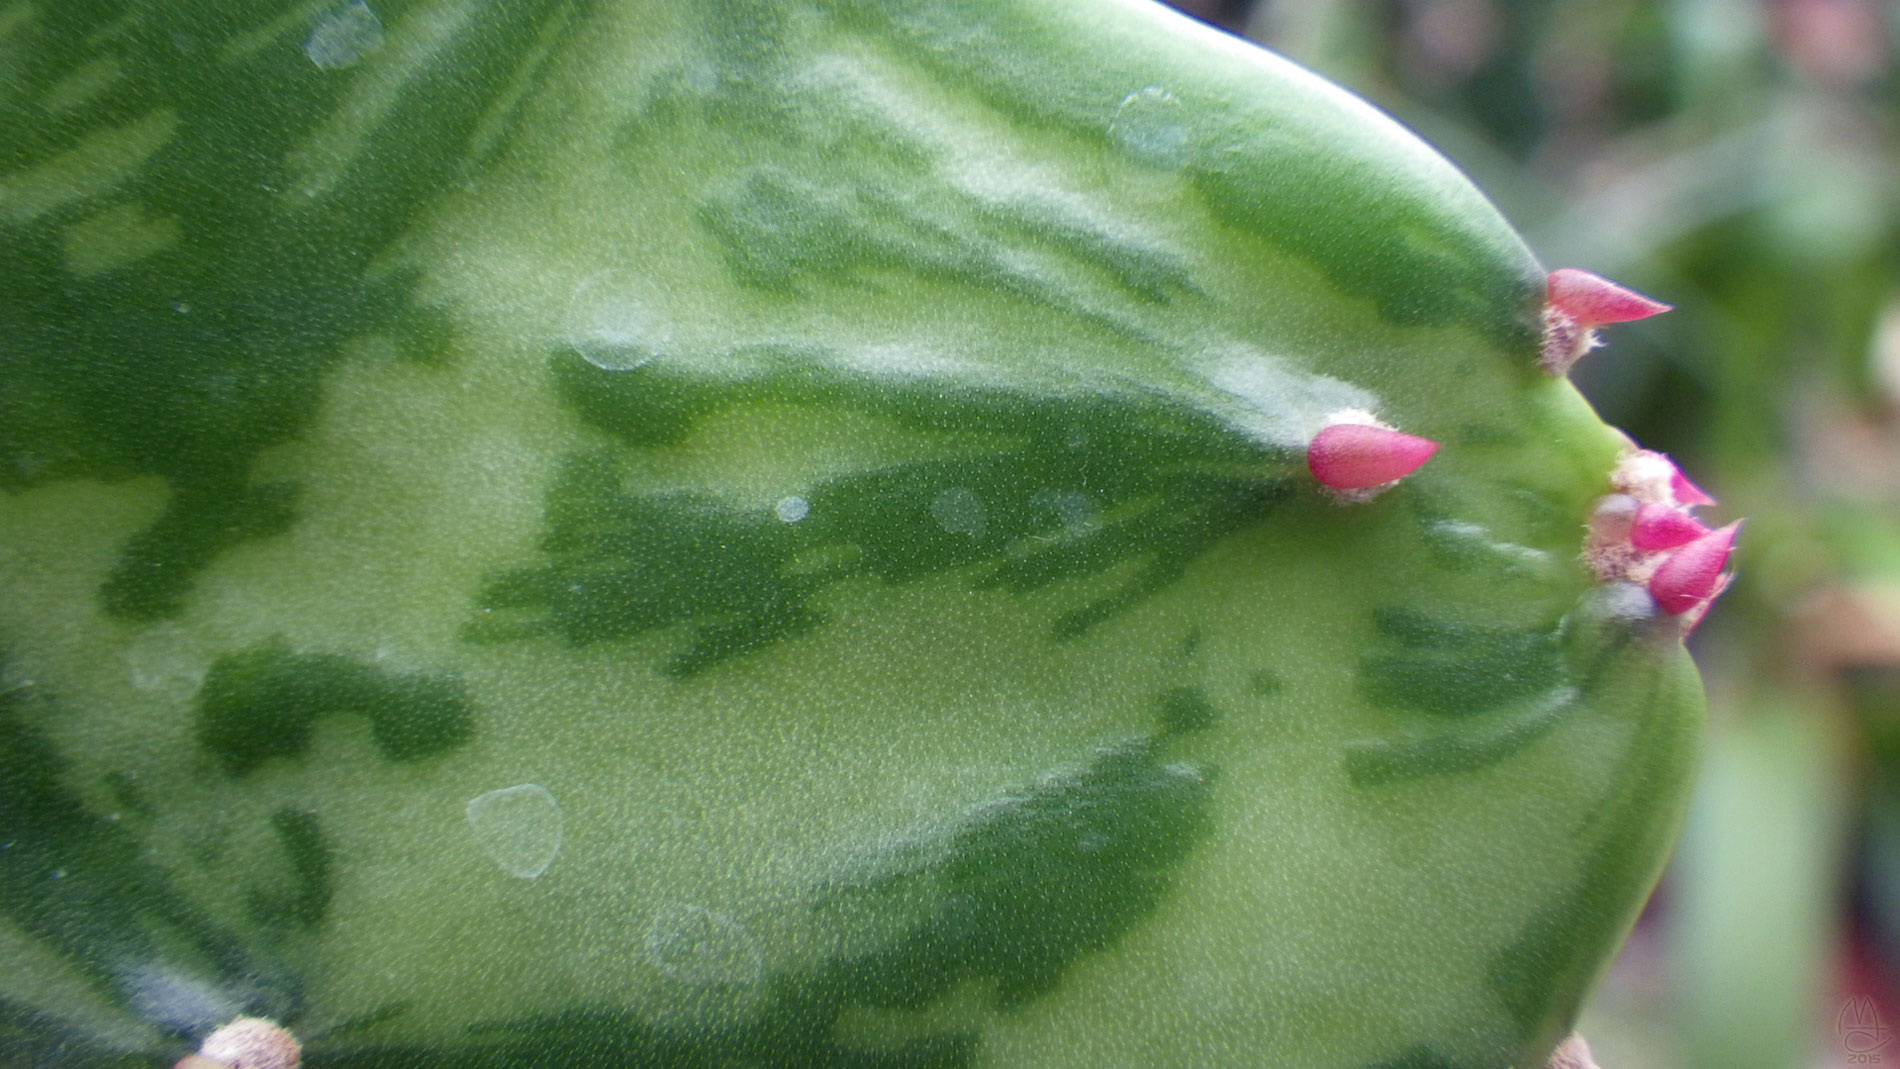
left=1031, top=488, right=1098, bottom=536
left=465, top=784, right=563, bottom=879
left=930, top=487, right=987, bottom=537
left=125, top=624, right=207, bottom=701
left=304, top=2, right=384, bottom=69
left=568, top=270, right=670, bottom=370
left=1109, top=86, right=1191, bottom=166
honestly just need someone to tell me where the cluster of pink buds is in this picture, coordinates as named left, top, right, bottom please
left=1541, top=268, right=1671, bottom=375
left=1306, top=410, right=1440, bottom=503
left=1302, top=267, right=1733, bottom=628
left=1307, top=268, right=1670, bottom=502
left=1586, top=449, right=1738, bottom=631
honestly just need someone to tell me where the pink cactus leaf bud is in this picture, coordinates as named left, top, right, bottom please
left=1669, top=466, right=1718, bottom=508
left=1547, top=268, right=1672, bottom=326
left=1648, top=522, right=1740, bottom=616
left=1630, top=502, right=1710, bottom=551
left=1306, top=423, right=1440, bottom=492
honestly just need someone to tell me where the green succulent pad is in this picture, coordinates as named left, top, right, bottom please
left=0, top=0, right=1709, bottom=1066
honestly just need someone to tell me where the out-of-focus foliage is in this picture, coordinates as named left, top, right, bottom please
left=1166, top=0, right=1900, bottom=1065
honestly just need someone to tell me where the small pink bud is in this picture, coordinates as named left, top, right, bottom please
left=1547, top=269, right=1672, bottom=326
left=1306, top=423, right=1440, bottom=492
left=1669, top=467, right=1717, bottom=508
left=1648, top=521, right=1740, bottom=616
left=1630, top=503, right=1710, bottom=551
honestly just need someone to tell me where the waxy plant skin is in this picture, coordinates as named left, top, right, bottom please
left=0, top=1, right=1726, bottom=1067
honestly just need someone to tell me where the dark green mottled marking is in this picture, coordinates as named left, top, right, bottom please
left=815, top=0, right=1542, bottom=346
left=1189, top=159, right=1533, bottom=342
left=300, top=740, right=1213, bottom=1065
left=12, top=660, right=1216, bottom=1065
left=698, top=165, right=958, bottom=292
left=1344, top=690, right=1575, bottom=788
left=100, top=479, right=298, bottom=620
left=550, top=348, right=1257, bottom=457
left=1346, top=610, right=1572, bottom=785
left=621, top=3, right=1196, bottom=317
left=1417, top=520, right=1508, bottom=573
left=196, top=638, right=473, bottom=776
left=823, top=741, right=1215, bottom=1009
left=697, top=162, right=1191, bottom=315
left=464, top=455, right=824, bottom=673
left=1249, top=668, right=1285, bottom=696
left=473, top=446, right=1283, bottom=673
left=1486, top=620, right=1695, bottom=1054
left=1349, top=590, right=1681, bottom=788
left=0, top=669, right=299, bottom=1034
left=248, top=808, right=332, bottom=933
left=484, top=354, right=1287, bottom=672
left=505, top=355, right=1284, bottom=672
left=1359, top=609, right=1564, bottom=718
left=0, top=0, right=582, bottom=618
left=1155, top=685, right=1220, bottom=734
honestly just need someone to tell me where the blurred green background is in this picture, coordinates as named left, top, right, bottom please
left=1159, top=1, right=1900, bottom=1066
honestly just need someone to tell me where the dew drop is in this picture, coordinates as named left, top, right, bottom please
left=568, top=270, right=670, bottom=370
left=1030, top=488, right=1098, bottom=537
left=930, top=487, right=987, bottom=537
left=304, top=2, right=384, bottom=70
left=775, top=496, right=810, bottom=523
left=465, top=784, right=563, bottom=879
left=644, top=903, right=763, bottom=987
left=1109, top=86, right=1191, bottom=167
left=125, top=624, right=207, bottom=701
